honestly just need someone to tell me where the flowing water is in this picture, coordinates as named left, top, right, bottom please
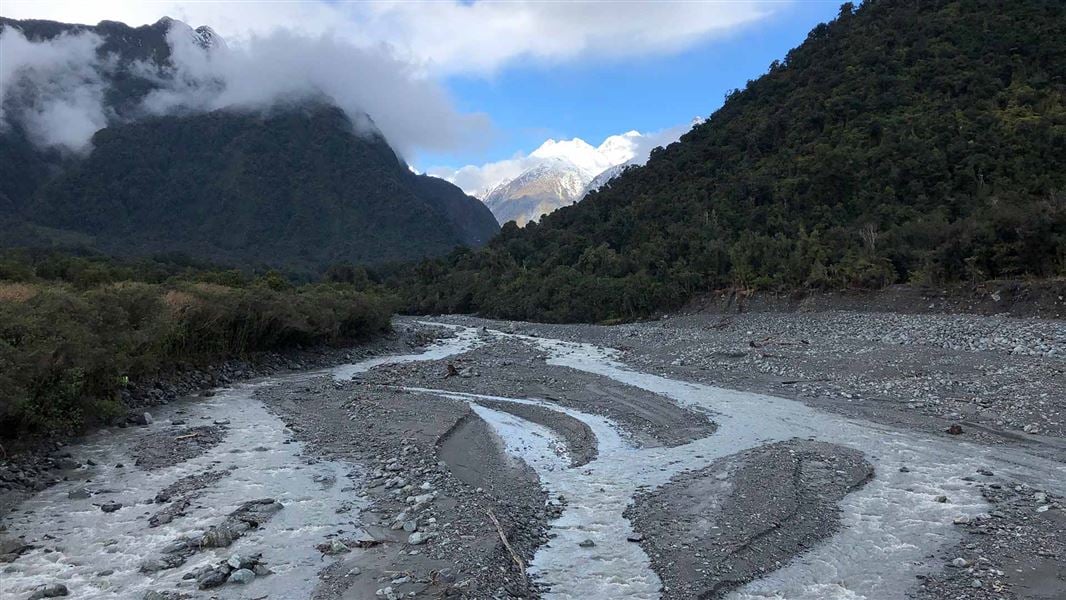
left=2, top=322, right=1062, bottom=600
left=409, top=325, right=1066, bottom=600
left=0, top=331, right=479, bottom=600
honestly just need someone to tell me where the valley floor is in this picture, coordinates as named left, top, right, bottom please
left=1, top=310, right=1064, bottom=600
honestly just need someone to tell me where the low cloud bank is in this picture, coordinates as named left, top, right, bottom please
left=0, top=20, right=488, bottom=156
left=0, top=28, right=111, bottom=151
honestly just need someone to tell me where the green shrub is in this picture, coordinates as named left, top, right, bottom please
left=0, top=255, right=394, bottom=440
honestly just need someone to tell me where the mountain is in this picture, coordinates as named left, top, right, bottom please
left=580, top=163, right=632, bottom=198
left=402, top=0, right=1066, bottom=322
left=481, top=132, right=644, bottom=226
left=0, top=17, right=498, bottom=271
left=19, top=104, right=499, bottom=269
left=483, top=158, right=589, bottom=227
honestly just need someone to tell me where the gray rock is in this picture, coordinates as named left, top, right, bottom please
left=407, top=531, right=437, bottom=545
left=196, top=569, right=227, bottom=589
left=68, top=488, right=92, bottom=500
left=161, top=540, right=188, bottom=554
left=128, top=412, right=153, bottom=426
left=229, top=568, right=255, bottom=584
left=402, top=520, right=418, bottom=533
left=28, top=583, right=69, bottom=598
left=100, top=501, right=122, bottom=513
left=578, top=539, right=596, bottom=548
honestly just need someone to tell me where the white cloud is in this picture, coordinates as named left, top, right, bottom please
left=0, top=28, right=110, bottom=152
left=137, top=25, right=489, bottom=157
left=431, top=121, right=697, bottom=198
left=0, top=20, right=488, bottom=156
left=2, top=1, right=778, bottom=75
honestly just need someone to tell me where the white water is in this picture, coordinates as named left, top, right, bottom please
left=0, top=332, right=477, bottom=600
left=409, top=325, right=1066, bottom=600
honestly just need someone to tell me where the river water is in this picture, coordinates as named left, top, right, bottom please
left=2, top=323, right=1062, bottom=600
left=0, top=330, right=479, bottom=600
left=410, top=325, right=1066, bottom=600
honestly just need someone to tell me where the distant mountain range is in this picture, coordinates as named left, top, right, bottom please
left=482, top=133, right=644, bottom=226
left=0, top=17, right=498, bottom=272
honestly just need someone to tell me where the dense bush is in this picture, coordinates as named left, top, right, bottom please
left=0, top=251, right=394, bottom=439
left=399, top=0, right=1066, bottom=323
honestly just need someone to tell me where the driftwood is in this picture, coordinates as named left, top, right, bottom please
left=486, top=509, right=525, bottom=574
left=174, top=433, right=199, bottom=441
left=780, top=378, right=830, bottom=385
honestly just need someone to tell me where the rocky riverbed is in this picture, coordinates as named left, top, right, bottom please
left=1, top=311, right=1063, bottom=600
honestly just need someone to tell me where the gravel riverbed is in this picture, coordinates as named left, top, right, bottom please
left=1, top=309, right=1062, bottom=600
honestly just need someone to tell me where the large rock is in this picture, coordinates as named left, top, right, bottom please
left=28, top=584, right=69, bottom=599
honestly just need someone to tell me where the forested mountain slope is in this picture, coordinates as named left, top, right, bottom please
left=403, top=0, right=1066, bottom=322
left=20, top=105, right=499, bottom=269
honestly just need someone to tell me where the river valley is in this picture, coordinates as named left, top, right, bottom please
left=2, top=311, right=1064, bottom=600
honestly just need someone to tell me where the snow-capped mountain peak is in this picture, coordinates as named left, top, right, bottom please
left=479, top=132, right=648, bottom=226
left=530, top=137, right=615, bottom=177
left=596, top=130, right=642, bottom=166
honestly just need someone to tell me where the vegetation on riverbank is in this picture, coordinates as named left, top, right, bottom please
left=0, top=251, right=394, bottom=440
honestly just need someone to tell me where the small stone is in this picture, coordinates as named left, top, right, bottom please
left=68, top=488, right=92, bottom=500
left=227, top=554, right=242, bottom=569
left=578, top=539, right=596, bottom=548
left=128, top=412, right=153, bottom=426
left=197, top=569, right=227, bottom=589
left=971, top=579, right=982, bottom=589
left=407, top=531, right=436, bottom=545
left=935, top=495, right=948, bottom=503
left=161, top=540, right=187, bottom=554
left=228, top=568, right=255, bottom=584
left=100, top=501, right=122, bottom=513
left=898, top=466, right=910, bottom=473
left=951, top=558, right=968, bottom=568
left=402, top=520, right=418, bottom=533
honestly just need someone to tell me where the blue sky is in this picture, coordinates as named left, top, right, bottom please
left=421, top=1, right=844, bottom=170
